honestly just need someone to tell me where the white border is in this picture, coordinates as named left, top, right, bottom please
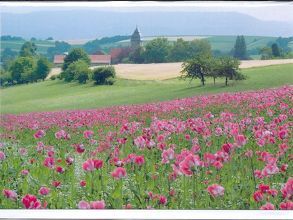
left=0, top=210, right=292, bottom=219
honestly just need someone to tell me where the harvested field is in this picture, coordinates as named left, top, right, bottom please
left=47, top=59, right=293, bottom=80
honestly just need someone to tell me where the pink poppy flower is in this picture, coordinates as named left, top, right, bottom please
left=134, top=155, right=145, bottom=166
left=56, top=166, right=65, bottom=173
left=280, top=201, right=293, bottom=210
left=2, top=189, right=17, bottom=201
left=207, top=184, right=225, bottom=197
left=82, top=159, right=95, bottom=172
left=253, top=191, right=264, bottom=202
left=80, top=180, right=86, bottom=187
left=158, top=195, right=167, bottom=205
left=0, top=151, right=6, bottom=161
left=43, top=157, right=55, bottom=169
left=21, top=169, right=29, bottom=176
left=235, top=134, right=247, bottom=147
left=94, top=159, right=103, bottom=169
left=39, top=187, right=50, bottom=196
left=34, top=130, right=46, bottom=139
left=52, top=181, right=61, bottom=188
left=260, top=202, right=275, bottom=210
left=90, top=200, right=106, bottom=209
left=22, top=194, right=42, bottom=209
left=111, top=167, right=127, bottom=179
left=78, top=200, right=90, bottom=209
left=83, top=130, right=94, bottom=139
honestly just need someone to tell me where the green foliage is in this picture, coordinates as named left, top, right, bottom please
left=47, top=41, right=71, bottom=61
left=213, top=57, right=243, bottom=85
left=233, top=36, right=248, bottom=60
left=35, top=57, right=52, bottom=80
left=19, top=41, right=37, bottom=57
left=9, top=56, right=36, bottom=84
left=62, top=60, right=91, bottom=83
left=129, top=46, right=145, bottom=63
left=0, top=69, right=12, bottom=86
left=271, top=43, right=281, bottom=57
left=92, top=66, right=116, bottom=85
left=83, top=35, right=130, bottom=54
left=260, top=47, right=273, bottom=60
left=144, top=38, right=170, bottom=63
left=181, top=54, right=244, bottom=86
left=50, top=75, right=56, bottom=80
left=168, top=38, right=190, bottom=62
left=188, top=39, right=212, bottom=58
left=1, top=48, right=18, bottom=70
left=62, top=48, right=90, bottom=71
left=181, top=55, right=213, bottom=86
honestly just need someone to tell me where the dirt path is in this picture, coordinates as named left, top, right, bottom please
left=47, top=59, right=293, bottom=80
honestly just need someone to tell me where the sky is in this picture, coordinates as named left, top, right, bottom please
left=1, top=1, right=293, bottom=22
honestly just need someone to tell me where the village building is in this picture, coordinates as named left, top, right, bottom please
left=53, top=54, right=111, bottom=67
left=53, top=27, right=141, bottom=66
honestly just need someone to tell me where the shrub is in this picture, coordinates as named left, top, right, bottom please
left=92, top=66, right=116, bottom=85
left=62, top=60, right=91, bottom=83
left=50, top=75, right=56, bottom=80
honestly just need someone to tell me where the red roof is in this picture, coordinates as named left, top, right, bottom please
left=110, top=48, right=123, bottom=59
left=53, top=54, right=111, bottom=64
left=53, top=55, right=65, bottom=64
left=90, top=55, right=111, bottom=64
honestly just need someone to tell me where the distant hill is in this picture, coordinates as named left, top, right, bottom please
left=1, top=10, right=292, bottom=40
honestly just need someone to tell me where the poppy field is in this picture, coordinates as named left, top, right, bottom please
left=0, top=86, right=292, bottom=210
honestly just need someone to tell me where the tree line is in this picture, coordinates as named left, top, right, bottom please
left=0, top=42, right=52, bottom=86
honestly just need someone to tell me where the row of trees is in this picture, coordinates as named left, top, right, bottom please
left=0, top=42, right=52, bottom=86
left=128, top=38, right=212, bottom=64
left=58, top=48, right=115, bottom=85
left=181, top=54, right=245, bottom=86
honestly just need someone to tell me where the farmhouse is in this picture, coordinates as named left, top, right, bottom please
left=53, top=54, right=111, bottom=67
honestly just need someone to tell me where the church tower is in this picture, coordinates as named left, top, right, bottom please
left=130, top=26, right=141, bottom=49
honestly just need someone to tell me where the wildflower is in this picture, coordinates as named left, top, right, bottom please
left=22, top=194, right=42, bottom=209
left=280, top=201, right=293, bottom=210
left=82, top=159, right=95, bottom=172
left=260, top=202, right=275, bottom=210
left=0, top=151, right=6, bottom=161
left=253, top=191, right=264, bottom=202
left=111, top=167, right=127, bottom=179
left=207, top=184, right=225, bottom=197
left=39, top=187, right=50, bottom=196
left=43, top=157, right=55, bottom=169
left=90, top=200, right=106, bottom=209
left=78, top=200, right=90, bottom=209
left=34, top=130, right=46, bottom=139
left=2, top=189, right=17, bottom=201
left=134, top=155, right=145, bottom=166
left=80, top=180, right=86, bottom=187
left=83, top=130, right=94, bottom=139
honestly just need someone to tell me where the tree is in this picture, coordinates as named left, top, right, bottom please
left=47, top=41, right=71, bottom=61
left=180, top=55, right=213, bottom=86
left=144, top=38, right=170, bottom=63
left=19, top=41, right=37, bottom=57
left=129, top=46, right=145, bottom=63
left=92, top=66, right=116, bottom=85
left=62, top=48, right=90, bottom=71
left=0, top=69, right=12, bottom=86
left=233, top=36, right=248, bottom=60
left=168, top=38, right=190, bottom=62
left=1, top=48, right=18, bottom=70
left=61, top=60, right=91, bottom=83
left=271, top=43, right=280, bottom=57
left=214, top=57, right=243, bottom=86
left=188, top=39, right=212, bottom=58
left=260, top=47, right=273, bottom=60
left=35, top=57, right=52, bottom=81
left=9, top=56, right=36, bottom=84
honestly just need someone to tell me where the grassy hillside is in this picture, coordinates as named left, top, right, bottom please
left=1, top=64, right=292, bottom=114
left=1, top=40, right=55, bottom=54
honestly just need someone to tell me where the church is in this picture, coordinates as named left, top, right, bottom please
left=110, top=26, right=142, bottom=64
